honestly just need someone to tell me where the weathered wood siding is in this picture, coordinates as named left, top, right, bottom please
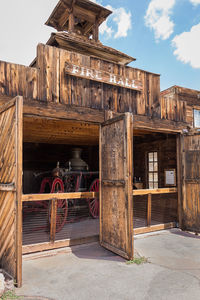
left=37, top=44, right=161, bottom=117
left=0, top=62, right=38, bottom=100
left=100, top=114, right=133, bottom=259
left=160, top=96, right=186, bottom=123
left=181, top=134, right=200, bottom=232
left=0, top=45, right=194, bottom=125
left=0, top=97, right=23, bottom=286
left=0, top=44, right=162, bottom=119
left=161, top=86, right=200, bottom=127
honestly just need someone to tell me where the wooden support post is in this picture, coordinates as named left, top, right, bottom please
left=147, top=194, right=152, bottom=227
left=50, top=199, right=57, bottom=243
left=16, top=96, right=23, bottom=288
left=176, top=134, right=182, bottom=228
left=93, top=22, right=99, bottom=42
left=68, top=12, right=75, bottom=32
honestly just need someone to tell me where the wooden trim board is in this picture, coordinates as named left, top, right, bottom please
left=22, top=235, right=99, bottom=254
left=22, top=192, right=99, bottom=202
left=134, top=222, right=176, bottom=235
left=133, top=188, right=177, bottom=196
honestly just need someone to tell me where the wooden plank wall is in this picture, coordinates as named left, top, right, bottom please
left=1, top=44, right=195, bottom=124
left=160, top=95, right=186, bottom=123
left=0, top=62, right=38, bottom=100
left=161, top=86, right=200, bottom=126
left=37, top=44, right=161, bottom=118
left=0, top=44, right=162, bottom=119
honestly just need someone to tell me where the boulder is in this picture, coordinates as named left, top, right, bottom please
left=0, top=273, right=5, bottom=296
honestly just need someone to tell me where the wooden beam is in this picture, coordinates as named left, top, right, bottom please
left=133, top=115, right=187, bottom=133
left=22, top=192, right=99, bottom=202
left=134, top=222, right=176, bottom=235
left=0, top=97, right=16, bottom=114
left=68, top=12, right=74, bottom=32
left=133, top=188, right=177, bottom=196
left=22, top=235, right=99, bottom=254
left=23, top=100, right=105, bottom=124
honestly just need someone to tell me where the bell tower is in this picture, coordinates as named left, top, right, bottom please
left=45, top=0, right=135, bottom=65
left=45, top=0, right=112, bottom=42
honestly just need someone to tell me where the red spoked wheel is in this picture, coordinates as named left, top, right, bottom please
left=40, top=177, right=52, bottom=193
left=49, top=177, right=68, bottom=233
left=88, top=179, right=99, bottom=219
left=39, top=177, right=52, bottom=209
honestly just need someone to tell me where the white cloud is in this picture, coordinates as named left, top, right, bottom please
left=113, top=8, right=132, bottom=38
left=99, top=19, right=114, bottom=38
left=190, top=0, right=200, bottom=5
left=172, top=23, right=200, bottom=68
left=99, top=5, right=132, bottom=39
left=145, top=0, right=175, bottom=40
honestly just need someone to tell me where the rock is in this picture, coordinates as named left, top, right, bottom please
left=0, top=273, right=5, bottom=296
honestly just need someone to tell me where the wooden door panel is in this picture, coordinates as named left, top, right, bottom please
left=0, top=97, right=23, bottom=287
left=182, top=134, right=200, bottom=232
left=100, top=113, right=133, bottom=260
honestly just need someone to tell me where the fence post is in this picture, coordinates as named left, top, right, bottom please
left=50, top=199, right=57, bottom=243
left=147, top=194, right=152, bottom=227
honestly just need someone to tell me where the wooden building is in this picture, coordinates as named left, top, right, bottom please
left=0, top=0, right=200, bottom=287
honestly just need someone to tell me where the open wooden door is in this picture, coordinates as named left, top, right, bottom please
left=100, top=113, right=133, bottom=260
left=181, top=132, right=200, bottom=232
left=0, top=97, right=23, bottom=287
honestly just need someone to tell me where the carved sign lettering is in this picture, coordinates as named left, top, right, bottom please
left=65, top=62, right=143, bottom=92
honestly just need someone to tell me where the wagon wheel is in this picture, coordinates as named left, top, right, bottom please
left=39, top=177, right=52, bottom=209
left=49, top=178, right=68, bottom=233
left=88, top=179, right=99, bottom=219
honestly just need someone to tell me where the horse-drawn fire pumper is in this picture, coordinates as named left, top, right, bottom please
left=23, top=148, right=99, bottom=233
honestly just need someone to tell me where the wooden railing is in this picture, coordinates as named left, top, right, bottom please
left=22, top=188, right=177, bottom=249
left=133, top=188, right=177, bottom=228
left=22, top=192, right=98, bottom=202
left=22, top=192, right=98, bottom=244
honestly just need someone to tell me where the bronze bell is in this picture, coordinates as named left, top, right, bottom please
left=66, top=148, right=88, bottom=171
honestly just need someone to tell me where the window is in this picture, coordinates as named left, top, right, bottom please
left=194, top=109, right=200, bottom=128
left=148, top=152, right=158, bottom=189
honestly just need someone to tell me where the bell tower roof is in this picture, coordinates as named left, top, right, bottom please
left=42, top=0, right=136, bottom=65
left=45, top=0, right=112, bottom=41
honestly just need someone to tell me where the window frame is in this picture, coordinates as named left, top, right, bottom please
left=193, top=108, right=200, bottom=128
left=147, top=151, right=159, bottom=189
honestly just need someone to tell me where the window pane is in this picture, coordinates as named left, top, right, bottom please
left=149, top=163, right=154, bottom=172
left=154, top=152, right=158, bottom=161
left=154, top=182, right=158, bottom=189
left=154, top=162, right=158, bottom=172
left=149, top=182, right=154, bottom=189
left=154, top=173, right=158, bottom=182
left=194, top=109, right=200, bottom=128
left=149, top=173, right=153, bottom=181
left=149, top=153, right=154, bottom=162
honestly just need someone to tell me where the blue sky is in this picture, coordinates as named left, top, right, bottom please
left=0, top=0, right=199, bottom=91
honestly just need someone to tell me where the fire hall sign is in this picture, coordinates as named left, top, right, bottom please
left=65, top=62, right=143, bottom=92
